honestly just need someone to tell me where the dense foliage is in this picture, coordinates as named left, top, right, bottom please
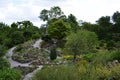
left=1, top=6, right=120, bottom=80
left=65, top=30, right=98, bottom=60
left=82, top=11, right=120, bottom=50
left=0, top=68, right=21, bottom=80
left=50, top=47, right=57, bottom=60
left=0, top=21, right=41, bottom=48
left=0, top=45, right=22, bottom=80
left=48, top=19, right=71, bottom=40
left=32, top=6, right=120, bottom=80
left=0, top=21, right=41, bottom=80
left=32, top=64, right=120, bottom=80
left=33, top=50, right=120, bottom=80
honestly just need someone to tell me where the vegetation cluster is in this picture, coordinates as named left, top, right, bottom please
left=0, top=6, right=120, bottom=80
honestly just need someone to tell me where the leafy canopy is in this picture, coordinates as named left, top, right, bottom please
left=48, top=19, right=71, bottom=40
left=65, top=30, right=98, bottom=59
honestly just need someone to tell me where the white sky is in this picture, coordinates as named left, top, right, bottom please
left=0, top=0, right=120, bottom=27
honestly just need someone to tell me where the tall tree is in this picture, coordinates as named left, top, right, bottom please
left=49, top=6, right=64, bottom=20
left=96, top=16, right=112, bottom=40
left=10, top=31, right=24, bottom=45
left=112, top=11, right=120, bottom=41
left=112, top=11, right=120, bottom=24
left=67, top=14, right=79, bottom=32
left=96, top=16, right=111, bottom=27
left=39, top=9, right=49, bottom=21
left=65, top=30, right=98, bottom=61
left=17, top=20, right=33, bottom=29
left=11, top=22, right=18, bottom=29
left=39, top=6, right=64, bottom=22
left=48, top=19, right=71, bottom=40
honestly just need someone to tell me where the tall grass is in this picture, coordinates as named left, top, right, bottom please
left=32, top=63, right=120, bottom=80
left=0, top=68, right=22, bottom=80
left=32, top=50, right=120, bottom=80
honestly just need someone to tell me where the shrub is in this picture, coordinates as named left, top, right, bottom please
left=82, top=53, right=96, bottom=62
left=32, top=64, right=120, bottom=80
left=109, top=50, right=120, bottom=61
left=82, top=50, right=113, bottom=65
left=0, top=68, right=22, bottom=80
left=65, top=30, right=98, bottom=61
left=0, top=58, right=10, bottom=69
left=107, top=40, right=115, bottom=50
left=93, top=53, right=109, bottom=64
left=111, top=64, right=120, bottom=79
left=0, top=45, right=6, bottom=58
left=32, top=33, right=40, bottom=40
left=32, top=65, right=76, bottom=80
left=62, top=55, right=74, bottom=60
left=50, top=47, right=57, bottom=60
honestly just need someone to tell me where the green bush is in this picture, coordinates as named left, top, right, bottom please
left=0, top=45, right=6, bottom=58
left=107, top=40, right=115, bottom=50
left=82, top=53, right=96, bottom=62
left=0, top=58, right=10, bottom=69
left=93, top=52, right=110, bottom=64
left=111, top=65, right=120, bottom=79
left=32, top=64, right=120, bottom=80
left=82, top=50, right=110, bottom=64
left=62, top=55, right=74, bottom=60
left=0, top=68, right=22, bottom=80
left=32, top=65, right=76, bottom=80
left=32, top=33, right=40, bottom=40
left=109, top=50, right=120, bottom=61
left=50, top=47, right=57, bottom=60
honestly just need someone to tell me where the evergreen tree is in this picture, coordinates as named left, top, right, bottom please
left=50, top=47, right=57, bottom=60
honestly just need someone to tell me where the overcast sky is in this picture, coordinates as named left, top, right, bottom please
left=0, top=0, right=120, bottom=27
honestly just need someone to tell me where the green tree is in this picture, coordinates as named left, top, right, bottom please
left=96, top=16, right=111, bottom=27
left=0, top=68, right=22, bottom=80
left=39, top=6, right=64, bottom=21
left=16, top=20, right=40, bottom=40
left=65, top=30, right=98, bottom=61
left=96, top=16, right=112, bottom=40
left=49, top=6, right=64, bottom=20
left=39, top=9, right=49, bottom=21
left=50, top=47, right=57, bottom=60
left=11, top=22, right=18, bottom=29
left=0, top=45, right=6, bottom=58
left=67, top=14, right=79, bottom=32
left=48, top=19, right=70, bottom=40
left=112, top=11, right=120, bottom=24
left=0, top=58, right=10, bottom=69
left=110, top=11, right=120, bottom=42
left=32, top=33, right=40, bottom=39
left=17, top=20, right=33, bottom=29
left=39, top=6, right=67, bottom=44
left=23, top=30, right=32, bottom=41
left=10, top=31, right=24, bottom=45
